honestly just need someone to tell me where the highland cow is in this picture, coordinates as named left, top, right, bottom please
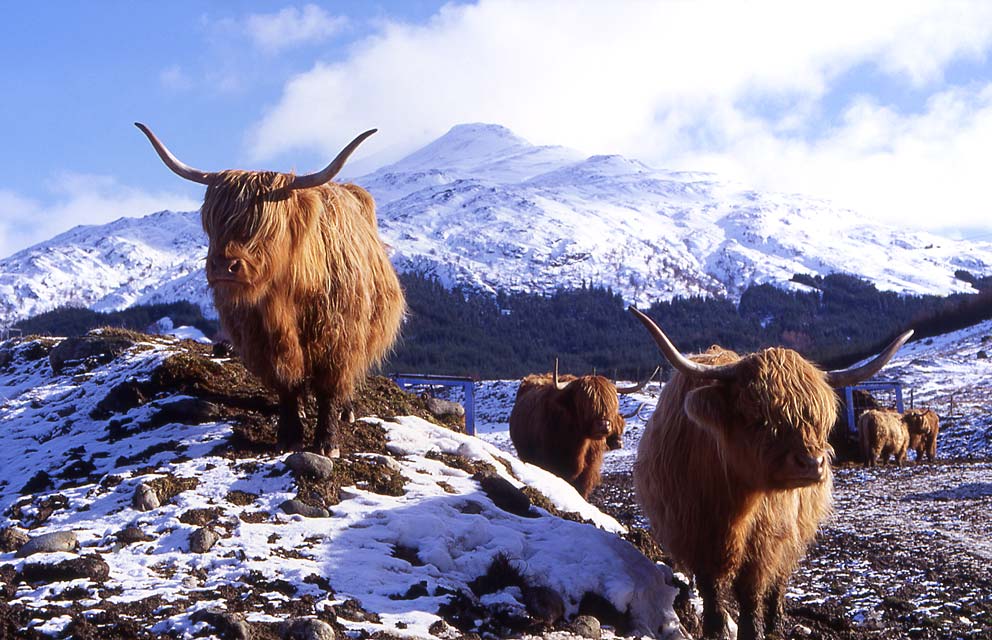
left=902, top=408, right=940, bottom=462
left=858, top=409, right=909, bottom=466
left=509, top=361, right=655, bottom=498
left=629, top=307, right=911, bottom=640
left=136, top=123, right=405, bottom=456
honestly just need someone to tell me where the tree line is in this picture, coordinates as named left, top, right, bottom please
left=11, top=271, right=992, bottom=380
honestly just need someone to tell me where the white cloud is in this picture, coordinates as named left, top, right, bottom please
left=245, top=4, right=347, bottom=54
left=247, top=0, right=992, bottom=232
left=0, top=176, right=200, bottom=260
left=159, top=65, right=193, bottom=91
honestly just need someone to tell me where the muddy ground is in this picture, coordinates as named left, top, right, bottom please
left=593, top=459, right=992, bottom=640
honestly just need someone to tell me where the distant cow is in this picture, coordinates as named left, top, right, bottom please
left=630, top=307, right=911, bottom=639
left=902, top=408, right=940, bottom=462
left=858, top=409, right=909, bottom=466
left=136, top=124, right=405, bottom=456
left=509, top=361, right=655, bottom=498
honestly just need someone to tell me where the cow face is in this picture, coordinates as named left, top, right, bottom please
left=682, top=349, right=837, bottom=490
left=557, top=376, right=624, bottom=445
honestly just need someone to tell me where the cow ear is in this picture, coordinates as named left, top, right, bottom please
left=683, top=383, right=733, bottom=432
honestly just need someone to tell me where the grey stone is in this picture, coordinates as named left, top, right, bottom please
left=189, top=527, right=219, bottom=553
left=570, top=614, right=602, bottom=639
left=279, top=500, right=331, bottom=518
left=285, top=452, right=335, bottom=480
left=425, top=396, right=465, bottom=418
left=280, top=617, right=335, bottom=640
left=21, top=554, right=110, bottom=583
left=132, top=483, right=160, bottom=511
left=16, top=531, right=78, bottom=557
left=365, top=454, right=402, bottom=473
left=191, top=608, right=253, bottom=639
left=0, top=526, right=29, bottom=553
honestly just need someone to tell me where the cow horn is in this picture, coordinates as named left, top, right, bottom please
left=628, top=306, right=740, bottom=381
left=287, top=129, right=377, bottom=191
left=553, top=358, right=571, bottom=390
left=134, top=123, right=213, bottom=185
left=621, top=401, right=651, bottom=420
left=825, top=330, right=914, bottom=388
left=615, top=366, right=660, bottom=394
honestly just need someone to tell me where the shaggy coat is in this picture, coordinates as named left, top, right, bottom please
left=509, top=373, right=626, bottom=498
left=902, top=408, right=939, bottom=462
left=137, top=124, right=404, bottom=454
left=858, top=409, right=909, bottom=466
left=634, top=347, right=834, bottom=639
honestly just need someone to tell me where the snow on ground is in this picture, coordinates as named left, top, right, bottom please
left=0, top=335, right=685, bottom=639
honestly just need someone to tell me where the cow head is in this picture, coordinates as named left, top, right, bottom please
left=630, top=307, right=912, bottom=490
left=135, top=123, right=375, bottom=305
left=553, top=360, right=656, bottom=450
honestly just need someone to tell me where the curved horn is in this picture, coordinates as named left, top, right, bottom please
left=287, top=129, right=377, bottom=191
left=615, top=366, right=660, bottom=394
left=553, top=357, right=569, bottom=390
left=628, top=306, right=740, bottom=381
left=826, top=330, right=914, bottom=389
left=621, top=401, right=650, bottom=419
left=134, top=123, right=213, bottom=185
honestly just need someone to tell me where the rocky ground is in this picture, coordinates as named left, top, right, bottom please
left=593, top=458, right=992, bottom=640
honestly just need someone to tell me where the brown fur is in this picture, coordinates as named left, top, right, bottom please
left=201, top=170, right=405, bottom=452
left=902, top=408, right=939, bottom=463
left=857, top=409, right=909, bottom=466
left=509, top=373, right=626, bottom=498
left=634, top=346, right=835, bottom=640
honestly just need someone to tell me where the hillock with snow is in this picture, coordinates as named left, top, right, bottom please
left=0, top=331, right=686, bottom=639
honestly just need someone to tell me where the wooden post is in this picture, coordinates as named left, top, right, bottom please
left=910, top=388, right=914, bottom=410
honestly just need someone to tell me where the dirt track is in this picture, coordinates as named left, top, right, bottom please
left=593, top=459, right=992, bottom=639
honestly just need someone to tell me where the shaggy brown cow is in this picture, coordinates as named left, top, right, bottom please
left=629, top=307, right=911, bottom=640
left=509, top=361, right=655, bottom=498
left=858, top=409, right=909, bottom=466
left=136, top=123, right=405, bottom=456
left=902, top=408, right=940, bottom=462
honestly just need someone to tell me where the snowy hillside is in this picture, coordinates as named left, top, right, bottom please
left=2, top=123, right=992, bottom=325
left=0, top=332, right=685, bottom=639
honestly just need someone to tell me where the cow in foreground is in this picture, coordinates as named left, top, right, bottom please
left=136, top=124, right=405, bottom=456
left=902, top=408, right=940, bottom=462
left=630, top=307, right=911, bottom=639
left=509, top=361, right=656, bottom=498
left=858, top=409, right=909, bottom=466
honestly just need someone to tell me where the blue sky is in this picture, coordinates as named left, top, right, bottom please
left=3, top=0, right=992, bottom=259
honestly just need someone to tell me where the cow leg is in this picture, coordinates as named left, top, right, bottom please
left=276, top=388, right=305, bottom=451
left=314, top=392, right=340, bottom=458
left=733, top=568, right=766, bottom=640
left=697, top=576, right=731, bottom=639
left=763, top=579, right=787, bottom=638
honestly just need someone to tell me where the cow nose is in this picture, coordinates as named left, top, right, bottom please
left=212, top=256, right=242, bottom=275
left=792, top=452, right=823, bottom=476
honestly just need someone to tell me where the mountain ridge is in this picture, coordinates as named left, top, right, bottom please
left=2, top=123, right=991, bottom=325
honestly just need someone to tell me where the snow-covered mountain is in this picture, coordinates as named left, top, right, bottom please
left=2, top=123, right=991, bottom=325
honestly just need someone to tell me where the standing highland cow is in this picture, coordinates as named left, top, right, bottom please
left=509, top=361, right=655, bottom=498
left=902, top=408, right=940, bottom=462
left=136, top=123, right=405, bottom=456
left=858, top=409, right=909, bottom=466
left=630, top=307, right=911, bottom=640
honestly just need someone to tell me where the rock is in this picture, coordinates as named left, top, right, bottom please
left=191, top=608, right=253, bottom=639
left=280, top=500, right=331, bottom=518
left=424, top=396, right=465, bottom=419
left=132, top=483, right=161, bottom=511
left=0, top=526, right=29, bottom=553
left=16, top=531, right=78, bottom=557
left=524, top=586, right=566, bottom=627
left=285, top=452, right=335, bottom=480
left=21, top=555, right=110, bottom=583
left=114, top=526, right=154, bottom=545
left=280, top=617, right=336, bottom=640
left=365, top=454, right=402, bottom=473
left=189, top=527, right=219, bottom=553
left=570, top=614, right=602, bottom=639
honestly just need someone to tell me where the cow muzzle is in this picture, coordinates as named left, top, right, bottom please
left=207, top=256, right=248, bottom=285
left=776, top=451, right=829, bottom=488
